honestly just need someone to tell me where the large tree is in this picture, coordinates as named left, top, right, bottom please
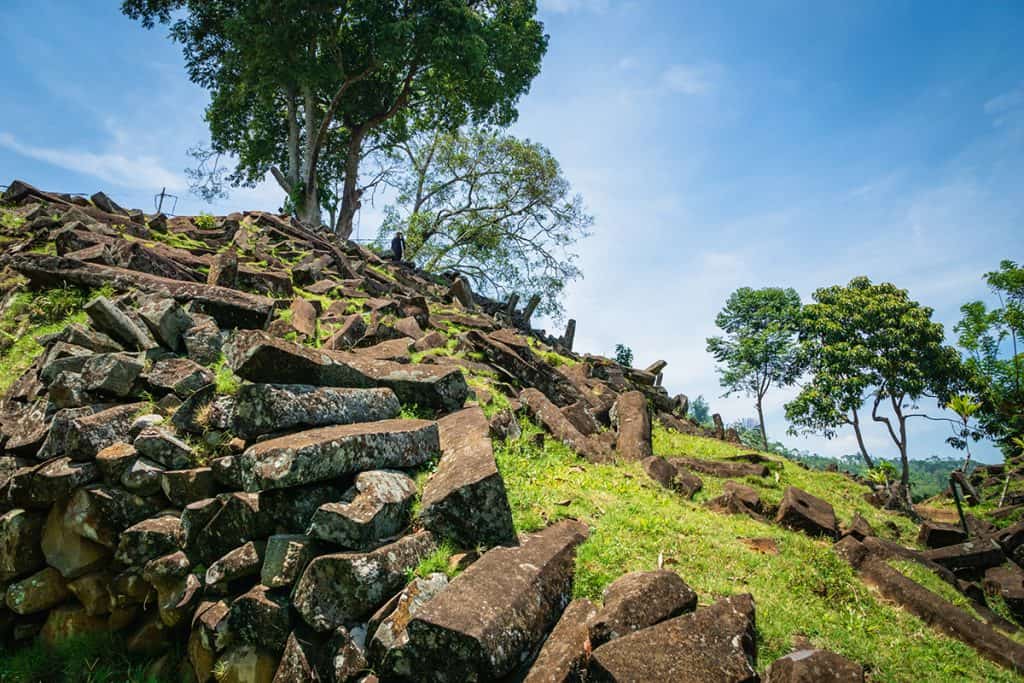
left=794, top=277, right=962, bottom=499
left=122, top=0, right=548, bottom=237
left=706, top=287, right=803, bottom=448
left=377, top=127, right=591, bottom=319
left=956, top=259, right=1024, bottom=460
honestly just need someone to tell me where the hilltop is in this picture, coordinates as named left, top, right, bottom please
left=0, top=181, right=1021, bottom=682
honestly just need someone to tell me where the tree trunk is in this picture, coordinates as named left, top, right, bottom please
left=334, top=128, right=365, bottom=239
left=755, top=397, right=768, bottom=449
left=299, top=88, right=322, bottom=227
left=286, top=89, right=300, bottom=189
left=851, top=408, right=874, bottom=469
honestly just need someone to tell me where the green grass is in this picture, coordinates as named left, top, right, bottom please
left=211, top=356, right=241, bottom=396
left=408, top=541, right=458, bottom=581
left=0, top=207, right=25, bottom=231
left=495, top=419, right=1020, bottom=682
left=0, top=633, right=164, bottom=682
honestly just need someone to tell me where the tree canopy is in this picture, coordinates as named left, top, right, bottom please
left=706, top=287, right=803, bottom=448
left=956, top=259, right=1024, bottom=459
left=122, top=0, right=548, bottom=237
left=793, top=277, right=962, bottom=499
left=376, top=127, right=591, bottom=319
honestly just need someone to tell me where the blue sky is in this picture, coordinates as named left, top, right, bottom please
left=2, top=1, right=1022, bottom=463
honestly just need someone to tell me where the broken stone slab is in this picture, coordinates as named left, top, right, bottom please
left=84, top=296, right=158, bottom=350
left=917, top=520, right=967, bottom=549
left=183, top=314, right=223, bottom=366
left=238, top=418, right=440, bottom=492
left=182, top=493, right=269, bottom=565
left=351, top=338, right=415, bottom=363
left=261, top=535, right=321, bottom=589
left=138, top=296, right=193, bottom=351
left=227, top=584, right=292, bottom=652
left=841, top=542, right=1024, bottom=673
left=115, top=514, right=183, bottom=567
left=983, top=565, right=1024, bottom=620
left=8, top=458, right=99, bottom=508
left=640, top=456, right=702, bottom=499
left=344, top=356, right=469, bottom=413
left=294, top=531, right=437, bottom=630
left=225, top=329, right=375, bottom=387
left=588, top=594, right=757, bottom=683
left=41, top=500, right=110, bottom=579
left=5, top=566, right=70, bottom=615
left=519, top=388, right=613, bottom=464
left=206, top=542, right=266, bottom=594
left=324, top=314, right=367, bottom=350
left=146, top=357, right=214, bottom=397
left=120, top=458, right=165, bottom=496
left=272, top=631, right=323, bottom=683
left=133, top=427, right=195, bottom=469
left=63, top=484, right=162, bottom=548
left=522, top=598, right=598, bottom=683
left=587, top=570, right=698, bottom=646
left=841, top=513, right=876, bottom=542
left=775, top=486, right=838, bottom=539
left=610, top=391, right=651, bottom=460
left=468, top=330, right=583, bottom=407
left=308, top=470, right=417, bottom=550
left=418, top=407, right=517, bottom=548
left=921, top=539, right=1005, bottom=573
left=395, top=520, right=589, bottom=680
left=370, top=572, right=450, bottom=675
left=763, top=649, right=865, bottom=682
left=55, top=322, right=123, bottom=354
left=161, top=467, right=216, bottom=507
left=9, top=254, right=276, bottom=329
left=667, top=456, right=769, bottom=479
left=231, top=383, right=400, bottom=440
left=80, top=352, right=144, bottom=397
left=46, top=402, right=145, bottom=462
left=561, top=401, right=602, bottom=436
left=0, top=509, right=46, bottom=582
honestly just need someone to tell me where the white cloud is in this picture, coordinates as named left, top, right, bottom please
left=662, top=64, right=716, bottom=95
left=0, top=131, right=183, bottom=192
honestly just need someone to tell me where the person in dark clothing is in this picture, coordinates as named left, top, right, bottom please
left=390, top=231, right=406, bottom=262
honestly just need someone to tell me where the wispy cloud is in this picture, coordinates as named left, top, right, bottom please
left=0, top=131, right=183, bottom=191
left=661, top=63, right=718, bottom=95
left=539, top=0, right=610, bottom=14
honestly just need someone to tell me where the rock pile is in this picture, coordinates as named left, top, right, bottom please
left=0, top=181, right=745, bottom=681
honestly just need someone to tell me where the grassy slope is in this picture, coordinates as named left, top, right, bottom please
left=495, top=420, right=1021, bottom=682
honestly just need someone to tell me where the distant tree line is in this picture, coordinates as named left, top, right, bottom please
left=706, top=261, right=1024, bottom=506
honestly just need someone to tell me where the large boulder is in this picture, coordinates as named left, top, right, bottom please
left=227, top=585, right=292, bottom=652
left=610, top=391, right=651, bottom=460
left=370, top=572, right=450, bottom=673
left=231, top=383, right=400, bottom=440
left=83, top=296, right=157, bottom=350
left=146, top=357, right=214, bottom=397
left=8, top=458, right=99, bottom=508
left=588, top=594, right=757, bottom=683
left=774, top=486, right=838, bottom=539
left=293, top=531, right=437, bottom=630
left=587, top=570, right=697, bottom=646
left=238, top=419, right=439, bottom=492
left=418, top=407, right=517, bottom=548
left=0, top=509, right=46, bottom=582
left=224, top=330, right=375, bottom=387
left=308, top=470, right=417, bottom=550
left=390, top=520, right=589, bottom=681
left=5, top=566, right=70, bottom=615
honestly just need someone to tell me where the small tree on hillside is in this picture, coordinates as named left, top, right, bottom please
left=377, top=127, right=591, bottom=319
left=706, top=287, right=803, bottom=448
left=614, top=344, right=634, bottom=368
left=688, top=395, right=711, bottom=426
left=794, top=277, right=963, bottom=503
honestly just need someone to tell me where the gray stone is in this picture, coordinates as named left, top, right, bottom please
left=8, top=458, right=98, bottom=508
left=63, top=484, right=161, bottom=548
left=81, top=353, right=144, bottom=397
left=232, top=383, right=400, bottom=440
left=308, top=470, right=417, bottom=549
left=393, top=520, right=589, bottom=681
left=161, top=467, right=216, bottom=507
left=116, top=514, right=183, bottom=567
left=120, top=458, right=165, bottom=496
left=293, top=531, right=437, bottom=631
left=84, top=296, right=157, bottom=350
left=523, top=598, right=597, bottom=683
left=261, top=535, right=321, bottom=589
left=183, top=314, right=223, bottom=366
left=138, top=296, right=194, bottom=351
left=419, top=407, right=516, bottom=548
left=147, top=357, right=215, bottom=397
left=206, top=542, right=266, bottom=592
left=238, top=419, right=440, bottom=492
left=587, top=570, right=697, bottom=646
left=133, top=426, right=195, bottom=469
left=370, top=573, right=450, bottom=673
left=227, top=584, right=292, bottom=651
left=0, top=509, right=46, bottom=582
left=610, top=391, right=651, bottom=460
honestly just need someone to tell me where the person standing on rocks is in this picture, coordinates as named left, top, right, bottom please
left=391, top=231, right=406, bottom=262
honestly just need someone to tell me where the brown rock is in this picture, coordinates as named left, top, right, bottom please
left=611, top=391, right=651, bottom=460
left=0, top=509, right=46, bottom=582
left=5, top=566, right=70, bottom=615
left=523, top=598, right=597, bottom=683
left=917, top=520, right=967, bottom=549
left=589, top=594, right=757, bottom=683
left=40, top=603, right=108, bottom=644
left=588, top=570, right=697, bottom=646
left=41, top=500, right=111, bottom=579
left=764, top=649, right=865, bottom=682
left=774, top=486, right=838, bottom=539
left=520, top=388, right=612, bottom=464
left=640, top=457, right=702, bottom=499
